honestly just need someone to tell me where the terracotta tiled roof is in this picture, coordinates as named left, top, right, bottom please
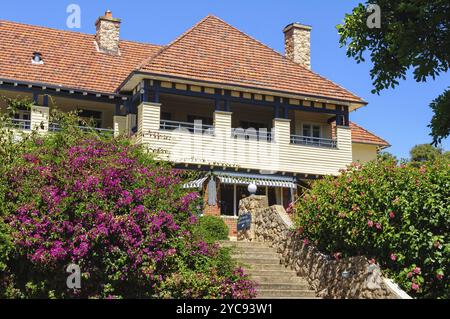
left=349, top=122, right=390, bottom=147
left=0, top=20, right=161, bottom=94
left=137, top=15, right=365, bottom=104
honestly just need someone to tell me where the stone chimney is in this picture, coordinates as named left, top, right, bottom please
left=95, top=10, right=121, bottom=55
left=283, top=23, right=312, bottom=69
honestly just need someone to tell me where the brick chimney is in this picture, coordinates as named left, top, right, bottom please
left=283, top=23, right=312, bottom=69
left=95, top=10, right=121, bottom=55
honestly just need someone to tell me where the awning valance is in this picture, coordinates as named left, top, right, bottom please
left=216, top=172, right=297, bottom=189
left=182, top=176, right=208, bottom=189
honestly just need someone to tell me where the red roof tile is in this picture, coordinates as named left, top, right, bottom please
left=349, top=122, right=390, bottom=147
left=137, top=16, right=365, bottom=104
left=0, top=20, right=161, bottom=94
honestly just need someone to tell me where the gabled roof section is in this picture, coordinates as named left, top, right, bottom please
left=137, top=15, right=365, bottom=104
left=0, top=20, right=161, bottom=94
left=349, top=122, right=390, bottom=148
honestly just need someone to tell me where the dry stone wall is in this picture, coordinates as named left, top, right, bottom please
left=238, top=195, right=410, bottom=299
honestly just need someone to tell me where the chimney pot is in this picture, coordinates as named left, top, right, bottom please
left=283, top=22, right=312, bottom=69
left=95, top=10, right=121, bottom=55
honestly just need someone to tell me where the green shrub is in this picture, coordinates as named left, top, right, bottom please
left=294, top=158, right=449, bottom=298
left=193, top=216, right=229, bottom=243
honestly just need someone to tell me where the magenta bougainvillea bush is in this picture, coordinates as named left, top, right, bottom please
left=294, top=158, right=449, bottom=299
left=0, top=129, right=255, bottom=298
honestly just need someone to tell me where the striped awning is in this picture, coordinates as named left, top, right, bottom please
left=216, top=172, right=297, bottom=189
left=182, top=176, right=208, bottom=189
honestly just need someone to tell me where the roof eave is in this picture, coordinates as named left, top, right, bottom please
left=117, top=71, right=367, bottom=107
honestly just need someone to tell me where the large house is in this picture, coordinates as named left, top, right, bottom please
left=0, top=11, right=389, bottom=235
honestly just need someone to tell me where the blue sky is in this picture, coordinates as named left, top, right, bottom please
left=1, top=0, right=448, bottom=159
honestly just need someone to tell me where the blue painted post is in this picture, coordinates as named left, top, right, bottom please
left=43, top=95, right=49, bottom=107
left=153, top=80, right=160, bottom=103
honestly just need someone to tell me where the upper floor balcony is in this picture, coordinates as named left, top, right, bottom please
left=126, top=100, right=352, bottom=177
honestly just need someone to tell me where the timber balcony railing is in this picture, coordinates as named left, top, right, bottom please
left=10, top=118, right=31, bottom=130
left=231, top=129, right=273, bottom=142
left=290, top=135, right=337, bottom=148
left=160, top=119, right=215, bottom=134
left=48, top=123, right=114, bottom=135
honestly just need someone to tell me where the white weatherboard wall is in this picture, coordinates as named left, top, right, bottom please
left=30, top=106, right=49, bottom=132
left=137, top=102, right=353, bottom=176
left=352, top=143, right=379, bottom=163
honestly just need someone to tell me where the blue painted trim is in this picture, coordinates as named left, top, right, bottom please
left=0, top=82, right=125, bottom=104
left=153, top=80, right=161, bottom=103
left=43, top=95, right=49, bottom=107
left=151, top=84, right=345, bottom=116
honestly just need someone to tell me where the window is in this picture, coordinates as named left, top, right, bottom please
left=302, top=123, right=321, bottom=138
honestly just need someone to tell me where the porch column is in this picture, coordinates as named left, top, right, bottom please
left=113, top=115, right=127, bottom=137
left=126, top=113, right=137, bottom=133
left=214, top=110, right=232, bottom=137
left=137, top=102, right=161, bottom=140
left=335, top=125, right=352, bottom=162
left=272, top=118, right=291, bottom=144
left=30, top=105, right=49, bottom=132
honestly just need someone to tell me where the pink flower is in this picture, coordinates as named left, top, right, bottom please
left=375, top=223, right=382, bottom=230
left=389, top=211, right=395, bottom=219
left=436, top=274, right=444, bottom=280
left=411, top=283, right=419, bottom=291
left=390, top=253, right=397, bottom=261
left=413, top=267, right=421, bottom=274
left=407, top=272, right=413, bottom=278
left=303, top=238, right=309, bottom=246
left=367, top=220, right=374, bottom=228
left=369, top=258, right=376, bottom=264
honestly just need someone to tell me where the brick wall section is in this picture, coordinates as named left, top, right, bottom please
left=221, top=216, right=237, bottom=238
left=201, top=179, right=236, bottom=237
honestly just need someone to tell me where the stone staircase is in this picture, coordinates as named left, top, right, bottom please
left=221, top=241, right=319, bottom=299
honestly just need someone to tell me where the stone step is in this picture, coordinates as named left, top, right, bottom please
left=257, top=282, right=310, bottom=290
left=220, top=241, right=271, bottom=248
left=250, top=275, right=307, bottom=284
left=234, top=257, right=281, bottom=265
left=241, top=263, right=291, bottom=271
left=246, top=269, right=298, bottom=276
left=228, top=246, right=278, bottom=254
left=232, top=252, right=280, bottom=260
left=257, top=289, right=317, bottom=298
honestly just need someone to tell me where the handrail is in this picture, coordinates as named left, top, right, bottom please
left=290, top=134, right=337, bottom=148
left=10, top=118, right=31, bottom=130
left=160, top=120, right=214, bottom=134
left=231, top=128, right=273, bottom=142
left=49, top=123, right=114, bottom=135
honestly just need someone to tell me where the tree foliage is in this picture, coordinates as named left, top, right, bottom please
left=410, top=144, right=443, bottom=163
left=337, top=0, right=450, bottom=144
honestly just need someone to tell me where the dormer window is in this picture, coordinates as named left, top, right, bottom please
left=32, top=52, right=43, bottom=65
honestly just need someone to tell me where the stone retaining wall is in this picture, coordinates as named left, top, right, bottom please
left=239, top=196, right=410, bottom=299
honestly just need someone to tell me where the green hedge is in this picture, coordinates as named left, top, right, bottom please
left=193, top=216, right=229, bottom=243
left=294, top=158, right=449, bottom=298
